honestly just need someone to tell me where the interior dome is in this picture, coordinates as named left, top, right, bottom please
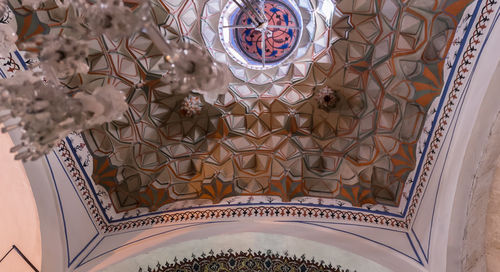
left=221, top=0, right=302, bottom=68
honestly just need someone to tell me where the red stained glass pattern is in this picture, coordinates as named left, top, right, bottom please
left=235, top=1, right=299, bottom=63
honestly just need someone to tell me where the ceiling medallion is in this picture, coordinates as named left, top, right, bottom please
left=218, top=0, right=304, bottom=69
left=202, top=0, right=336, bottom=84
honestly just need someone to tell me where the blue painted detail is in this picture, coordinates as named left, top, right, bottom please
left=413, top=5, right=500, bottom=263
left=402, top=0, right=484, bottom=217
left=293, top=221, right=423, bottom=265
left=277, top=43, right=289, bottom=49
left=14, top=50, right=28, bottom=70
left=46, top=154, right=100, bottom=268
left=76, top=221, right=230, bottom=268
left=406, top=232, right=423, bottom=265
left=412, top=228, right=427, bottom=263
left=244, top=32, right=254, bottom=46
left=231, top=0, right=301, bottom=65
left=67, top=136, right=114, bottom=222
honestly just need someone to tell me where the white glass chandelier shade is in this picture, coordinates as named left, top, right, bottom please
left=0, top=0, right=232, bottom=161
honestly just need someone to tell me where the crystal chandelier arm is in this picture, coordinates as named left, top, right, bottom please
left=231, top=0, right=266, bottom=26
left=0, top=0, right=234, bottom=162
left=243, top=0, right=266, bottom=24
left=261, top=30, right=266, bottom=67
left=222, top=25, right=256, bottom=29
left=256, top=0, right=266, bottom=21
left=0, top=0, right=7, bottom=18
left=141, top=24, right=202, bottom=84
left=267, top=25, right=299, bottom=29
left=139, top=7, right=230, bottom=97
left=231, top=0, right=251, bottom=21
left=142, top=24, right=177, bottom=58
left=38, top=63, right=59, bottom=83
left=137, top=0, right=202, bottom=78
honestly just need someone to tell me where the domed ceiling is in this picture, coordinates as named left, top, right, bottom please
left=3, top=0, right=498, bottom=270
left=9, top=0, right=471, bottom=214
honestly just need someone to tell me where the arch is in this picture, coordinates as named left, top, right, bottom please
left=443, top=19, right=500, bottom=272
left=75, top=221, right=416, bottom=271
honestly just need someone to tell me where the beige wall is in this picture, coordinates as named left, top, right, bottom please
left=461, top=112, right=500, bottom=272
left=486, top=159, right=500, bottom=271
left=0, top=132, right=41, bottom=271
left=101, top=232, right=392, bottom=272
left=457, top=58, right=500, bottom=272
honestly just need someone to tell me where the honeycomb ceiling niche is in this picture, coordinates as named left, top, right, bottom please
left=8, top=0, right=472, bottom=212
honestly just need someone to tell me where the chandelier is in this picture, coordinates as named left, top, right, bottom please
left=0, top=0, right=238, bottom=161
left=0, top=0, right=338, bottom=161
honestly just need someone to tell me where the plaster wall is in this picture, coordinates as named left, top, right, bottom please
left=0, top=131, right=41, bottom=271
left=446, top=20, right=500, bottom=272
left=103, top=232, right=392, bottom=272
left=0, top=12, right=41, bottom=272
left=461, top=110, right=500, bottom=272
left=75, top=220, right=419, bottom=272
left=485, top=146, right=500, bottom=271
left=101, top=232, right=392, bottom=272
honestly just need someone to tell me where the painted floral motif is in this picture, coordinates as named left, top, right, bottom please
left=235, top=1, right=300, bottom=63
left=139, top=249, right=349, bottom=272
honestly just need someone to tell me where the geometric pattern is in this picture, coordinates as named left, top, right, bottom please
left=233, top=0, right=301, bottom=64
left=62, top=135, right=410, bottom=230
left=139, top=249, right=348, bottom=272
left=9, top=0, right=473, bottom=212
left=4, top=1, right=497, bottom=270
left=205, top=0, right=332, bottom=82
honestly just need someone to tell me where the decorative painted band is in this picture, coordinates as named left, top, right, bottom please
left=404, top=0, right=498, bottom=226
left=56, top=140, right=408, bottom=232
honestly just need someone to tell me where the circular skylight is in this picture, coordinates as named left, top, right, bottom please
left=219, top=0, right=303, bottom=70
left=202, top=0, right=333, bottom=84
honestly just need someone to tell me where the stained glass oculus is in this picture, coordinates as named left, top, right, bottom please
left=219, top=0, right=303, bottom=69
